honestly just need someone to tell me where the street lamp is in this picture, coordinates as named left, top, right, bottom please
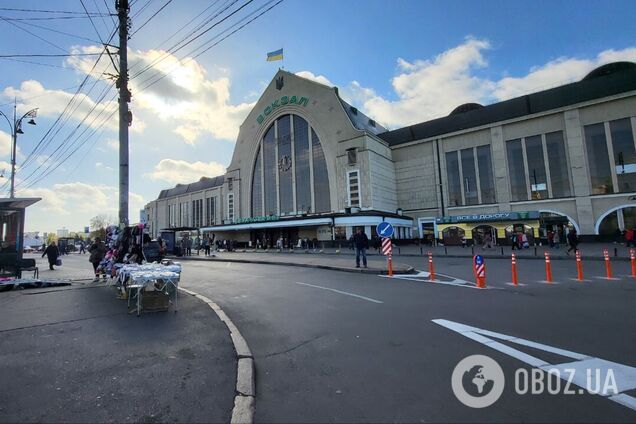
left=0, top=102, right=38, bottom=198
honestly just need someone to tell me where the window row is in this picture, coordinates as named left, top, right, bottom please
left=166, top=197, right=219, bottom=228
left=446, top=145, right=495, bottom=206
left=584, top=117, right=636, bottom=194
left=506, top=131, right=571, bottom=201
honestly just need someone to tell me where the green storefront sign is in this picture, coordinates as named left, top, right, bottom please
left=256, top=95, right=309, bottom=125
left=436, top=211, right=540, bottom=224
left=232, top=215, right=280, bottom=225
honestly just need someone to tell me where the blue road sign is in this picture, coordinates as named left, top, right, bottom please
left=377, top=222, right=395, bottom=238
left=474, top=255, right=484, bottom=266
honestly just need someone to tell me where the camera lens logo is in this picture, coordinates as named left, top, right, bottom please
left=452, top=355, right=505, bottom=408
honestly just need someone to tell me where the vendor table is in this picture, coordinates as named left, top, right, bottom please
left=117, top=263, right=181, bottom=316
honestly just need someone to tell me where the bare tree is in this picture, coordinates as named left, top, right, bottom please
left=89, top=214, right=115, bottom=239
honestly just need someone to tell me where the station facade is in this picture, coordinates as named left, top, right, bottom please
left=144, top=62, right=636, bottom=246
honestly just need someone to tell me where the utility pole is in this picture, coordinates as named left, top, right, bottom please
left=116, top=0, right=130, bottom=227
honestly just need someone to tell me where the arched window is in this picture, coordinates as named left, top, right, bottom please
left=251, top=114, right=331, bottom=216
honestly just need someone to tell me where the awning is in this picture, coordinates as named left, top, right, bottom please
left=0, top=197, right=41, bottom=209
left=200, top=217, right=332, bottom=232
left=334, top=216, right=413, bottom=226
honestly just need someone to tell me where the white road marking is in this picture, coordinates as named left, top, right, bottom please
left=432, top=318, right=636, bottom=411
left=295, top=282, right=383, bottom=304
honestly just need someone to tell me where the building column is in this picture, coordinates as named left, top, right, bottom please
left=364, top=225, right=371, bottom=239
left=564, top=109, right=595, bottom=234
left=490, top=126, right=510, bottom=210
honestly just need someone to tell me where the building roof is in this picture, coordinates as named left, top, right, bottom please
left=379, top=62, right=636, bottom=147
left=157, top=175, right=225, bottom=199
left=0, top=197, right=41, bottom=209
left=338, top=94, right=387, bottom=135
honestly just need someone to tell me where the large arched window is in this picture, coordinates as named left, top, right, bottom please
left=251, top=114, right=331, bottom=216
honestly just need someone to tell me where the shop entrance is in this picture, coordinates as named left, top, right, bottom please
left=442, top=226, right=465, bottom=246
left=251, top=228, right=299, bottom=249
left=504, top=223, right=535, bottom=247
left=472, top=225, right=497, bottom=246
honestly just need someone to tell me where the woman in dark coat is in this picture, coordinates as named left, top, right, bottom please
left=42, top=241, right=60, bottom=270
left=88, top=237, right=107, bottom=282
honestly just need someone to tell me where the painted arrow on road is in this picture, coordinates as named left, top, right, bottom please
left=433, top=319, right=636, bottom=412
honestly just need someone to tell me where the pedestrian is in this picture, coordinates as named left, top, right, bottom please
left=352, top=228, right=369, bottom=268
left=180, top=236, right=187, bottom=256
left=202, top=235, right=210, bottom=256
left=461, top=234, right=467, bottom=248
left=88, top=237, right=107, bottom=282
left=482, top=232, right=493, bottom=249
left=195, top=235, right=201, bottom=255
left=42, top=241, right=60, bottom=270
left=187, top=237, right=193, bottom=256
left=547, top=230, right=555, bottom=248
left=521, top=233, right=529, bottom=249
left=566, top=228, right=579, bottom=255
left=79, top=240, right=86, bottom=254
left=510, top=233, right=517, bottom=250
left=625, top=227, right=634, bottom=248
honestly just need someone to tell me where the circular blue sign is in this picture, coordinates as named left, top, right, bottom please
left=474, top=255, right=484, bottom=265
left=377, top=222, right=395, bottom=238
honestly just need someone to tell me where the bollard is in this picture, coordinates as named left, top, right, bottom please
left=576, top=250, right=584, bottom=281
left=444, top=246, right=448, bottom=255
left=388, top=256, right=393, bottom=277
left=614, top=247, right=618, bottom=257
left=631, top=249, right=636, bottom=278
left=501, top=246, right=504, bottom=255
left=471, top=246, right=474, bottom=255
left=511, top=253, right=518, bottom=286
left=534, top=247, right=537, bottom=256
left=428, top=251, right=435, bottom=280
left=603, top=249, right=613, bottom=278
left=420, top=247, right=423, bottom=255
left=544, top=251, right=553, bottom=283
left=473, top=255, right=486, bottom=288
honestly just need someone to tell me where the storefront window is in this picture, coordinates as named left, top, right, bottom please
left=525, top=135, right=548, bottom=200
left=294, top=116, right=311, bottom=212
left=610, top=118, right=636, bottom=193
left=506, top=139, right=528, bottom=201
left=445, top=151, right=462, bottom=206
left=460, top=148, right=478, bottom=205
left=312, top=129, right=331, bottom=213
left=442, top=226, right=465, bottom=246
left=545, top=131, right=571, bottom=197
left=334, top=226, right=347, bottom=240
left=584, top=123, right=613, bottom=194
left=251, top=147, right=263, bottom=217
left=476, top=145, right=496, bottom=204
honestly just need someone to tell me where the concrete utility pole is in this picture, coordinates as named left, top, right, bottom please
left=116, top=0, right=130, bottom=227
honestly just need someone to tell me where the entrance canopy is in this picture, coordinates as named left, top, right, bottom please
left=201, top=217, right=332, bottom=232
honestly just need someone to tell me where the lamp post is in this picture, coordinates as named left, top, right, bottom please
left=0, top=102, right=38, bottom=198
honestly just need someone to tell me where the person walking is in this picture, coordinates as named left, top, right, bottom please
left=547, top=230, right=555, bottom=248
left=88, top=237, right=107, bottom=282
left=79, top=240, right=86, bottom=254
left=42, top=241, right=60, bottom=270
left=625, top=227, right=634, bottom=247
left=482, top=232, right=493, bottom=249
left=566, top=228, right=579, bottom=255
left=352, top=228, right=370, bottom=268
left=202, top=235, right=210, bottom=256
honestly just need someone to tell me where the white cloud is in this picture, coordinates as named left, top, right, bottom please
left=341, top=39, right=636, bottom=128
left=295, top=71, right=334, bottom=87
left=68, top=46, right=253, bottom=144
left=95, top=162, right=113, bottom=171
left=18, top=182, right=145, bottom=231
left=144, top=159, right=226, bottom=184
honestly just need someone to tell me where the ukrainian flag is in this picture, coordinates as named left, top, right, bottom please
left=267, top=48, right=283, bottom=62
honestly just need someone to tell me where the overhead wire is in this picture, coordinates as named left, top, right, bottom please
left=130, top=0, right=173, bottom=37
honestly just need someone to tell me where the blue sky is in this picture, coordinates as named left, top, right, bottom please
left=0, top=0, right=634, bottom=232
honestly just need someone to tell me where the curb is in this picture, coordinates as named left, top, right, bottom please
left=178, top=287, right=255, bottom=424
left=170, top=256, right=416, bottom=275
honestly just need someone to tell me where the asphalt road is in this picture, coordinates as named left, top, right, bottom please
left=25, top=253, right=636, bottom=423
left=178, top=257, right=636, bottom=423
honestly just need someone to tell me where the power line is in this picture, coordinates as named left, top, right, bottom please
left=0, top=53, right=102, bottom=58
left=0, top=7, right=109, bottom=15
left=0, top=16, right=104, bottom=21
left=130, top=0, right=173, bottom=36
left=80, top=0, right=107, bottom=45
left=0, top=16, right=69, bottom=54
left=0, top=57, right=69, bottom=69
left=1, top=18, right=102, bottom=44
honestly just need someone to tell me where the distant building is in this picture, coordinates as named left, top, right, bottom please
left=57, top=228, right=69, bottom=238
left=145, top=62, right=636, bottom=245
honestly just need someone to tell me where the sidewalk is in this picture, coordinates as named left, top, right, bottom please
left=194, top=241, right=636, bottom=261
left=175, top=251, right=415, bottom=274
left=0, top=279, right=236, bottom=422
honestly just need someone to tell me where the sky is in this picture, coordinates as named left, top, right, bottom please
left=0, top=0, right=635, bottom=233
